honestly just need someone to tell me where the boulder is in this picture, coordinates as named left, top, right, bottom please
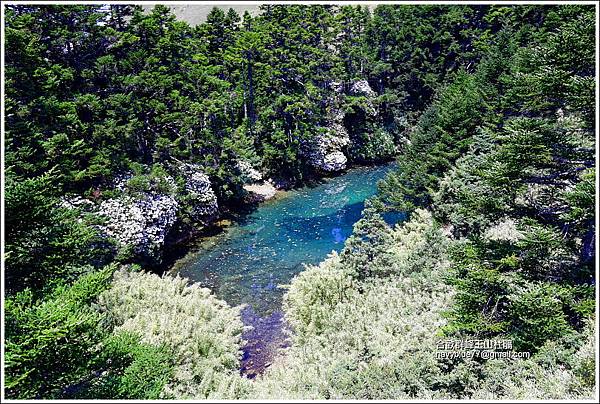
left=304, top=129, right=350, bottom=173
left=237, top=160, right=263, bottom=183
left=63, top=164, right=221, bottom=265
left=349, top=79, right=378, bottom=117
left=350, top=79, right=376, bottom=97
left=179, top=163, right=219, bottom=219
left=321, top=151, right=348, bottom=172
left=302, top=83, right=353, bottom=172
left=98, top=194, right=179, bottom=262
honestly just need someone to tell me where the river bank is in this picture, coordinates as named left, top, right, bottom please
left=167, top=162, right=398, bottom=377
left=158, top=160, right=394, bottom=271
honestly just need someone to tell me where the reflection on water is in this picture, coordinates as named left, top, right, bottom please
left=170, top=163, right=400, bottom=375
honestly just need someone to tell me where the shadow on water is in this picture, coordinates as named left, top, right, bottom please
left=168, top=163, right=401, bottom=377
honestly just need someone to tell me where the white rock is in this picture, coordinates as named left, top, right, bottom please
left=179, top=163, right=218, bottom=218
left=237, top=160, right=263, bottom=183
left=303, top=130, right=350, bottom=172
left=350, top=80, right=376, bottom=97
left=322, top=151, right=348, bottom=172
left=98, top=194, right=179, bottom=260
left=330, top=81, right=344, bottom=93
left=61, top=195, right=94, bottom=211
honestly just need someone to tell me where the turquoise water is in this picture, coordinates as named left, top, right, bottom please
left=170, top=163, right=398, bottom=376
left=172, top=163, right=397, bottom=315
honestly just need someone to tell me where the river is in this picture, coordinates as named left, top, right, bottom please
left=170, top=163, right=400, bottom=377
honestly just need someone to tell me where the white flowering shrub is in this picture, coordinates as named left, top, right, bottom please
left=254, top=280, right=454, bottom=398
left=282, top=253, right=355, bottom=339
left=389, top=209, right=448, bottom=280
left=98, top=269, right=251, bottom=399
left=471, top=319, right=595, bottom=400
left=252, top=209, right=455, bottom=399
left=483, top=217, right=524, bottom=243
left=249, top=209, right=596, bottom=400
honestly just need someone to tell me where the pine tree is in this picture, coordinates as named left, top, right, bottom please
left=341, top=199, right=396, bottom=280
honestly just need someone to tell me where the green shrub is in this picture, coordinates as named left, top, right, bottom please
left=97, top=269, right=251, bottom=399
left=4, top=265, right=117, bottom=398
left=471, top=320, right=595, bottom=400
left=4, top=172, right=106, bottom=292
left=80, top=332, right=173, bottom=399
left=508, top=283, right=574, bottom=352
left=340, top=199, right=396, bottom=280
left=123, top=163, right=175, bottom=197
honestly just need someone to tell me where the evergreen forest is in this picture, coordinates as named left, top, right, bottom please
left=2, top=2, right=597, bottom=400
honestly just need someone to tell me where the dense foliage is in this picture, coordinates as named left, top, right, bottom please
left=6, top=4, right=550, bottom=196
left=4, top=265, right=117, bottom=398
left=252, top=210, right=594, bottom=399
left=96, top=269, right=249, bottom=399
left=2, top=3, right=596, bottom=400
left=378, top=3, right=595, bottom=356
left=4, top=171, right=110, bottom=292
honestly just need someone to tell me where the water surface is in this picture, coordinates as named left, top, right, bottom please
left=170, top=163, right=398, bottom=376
